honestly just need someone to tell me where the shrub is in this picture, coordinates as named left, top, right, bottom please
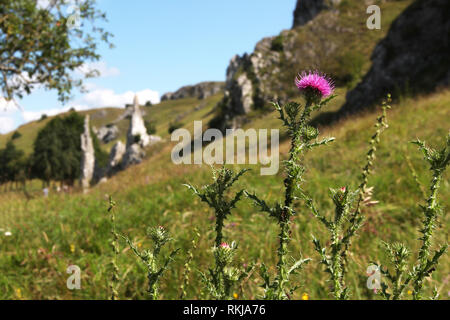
left=168, top=121, right=183, bottom=134
left=145, top=120, right=157, bottom=135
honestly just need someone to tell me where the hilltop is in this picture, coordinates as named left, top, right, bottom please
left=0, top=93, right=223, bottom=155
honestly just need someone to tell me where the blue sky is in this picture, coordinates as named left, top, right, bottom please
left=0, top=0, right=296, bottom=133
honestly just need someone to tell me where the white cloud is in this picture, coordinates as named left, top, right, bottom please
left=81, top=88, right=160, bottom=108
left=77, top=61, right=120, bottom=78
left=19, top=88, right=160, bottom=123
left=0, top=97, right=20, bottom=114
left=0, top=117, right=15, bottom=134
left=21, top=104, right=91, bottom=123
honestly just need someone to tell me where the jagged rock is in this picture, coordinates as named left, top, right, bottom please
left=209, top=0, right=366, bottom=131
left=340, top=0, right=450, bottom=115
left=94, top=124, right=119, bottom=144
left=121, top=143, right=145, bottom=168
left=107, top=140, right=125, bottom=174
left=161, top=81, right=225, bottom=101
left=80, top=115, right=95, bottom=189
left=119, top=95, right=163, bottom=170
left=126, top=95, right=151, bottom=148
left=293, top=0, right=333, bottom=28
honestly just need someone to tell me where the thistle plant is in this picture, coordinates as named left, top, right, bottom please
left=185, top=166, right=252, bottom=299
left=107, top=196, right=120, bottom=300
left=376, top=133, right=449, bottom=300
left=246, top=71, right=335, bottom=300
left=307, top=96, right=390, bottom=299
left=122, top=226, right=179, bottom=300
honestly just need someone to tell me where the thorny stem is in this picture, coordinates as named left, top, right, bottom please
left=108, top=196, right=119, bottom=300
left=413, top=170, right=443, bottom=300
left=275, top=101, right=311, bottom=298
left=341, top=96, right=390, bottom=276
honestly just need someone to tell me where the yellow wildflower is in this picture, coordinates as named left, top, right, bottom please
left=70, top=244, right=75, bottom=253
left=302, top=293, right=309, bottom=300
left=233, top=293, right=238, bottom=299
left=16, top=288, right=22, bottom=300
left=407, top=290, right=413, bottom=295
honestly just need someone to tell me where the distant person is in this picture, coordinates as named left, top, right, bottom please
left=43, top=188, right=49, bottom=198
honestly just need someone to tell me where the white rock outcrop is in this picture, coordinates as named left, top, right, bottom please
left=107, top=141, right=126, bottom=173
left=121, top=95, right=162, bottom=169
left=126, top=95, right=151, bottom=148
left=80, top=115, right=95, bottom=189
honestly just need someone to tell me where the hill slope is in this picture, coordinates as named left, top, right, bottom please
left=0, top=89, right=448, bottom=299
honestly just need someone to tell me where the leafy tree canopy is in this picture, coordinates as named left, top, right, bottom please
left=0, top=0, right=113, bottom=104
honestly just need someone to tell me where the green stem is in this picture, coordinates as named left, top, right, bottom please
left=276, top=220, right=290, bottom=299
left=215, top=214, right=225, bottom=247
left=331, top=225, right=343, bottom=299
left=413, top=170, right=442, bottom=300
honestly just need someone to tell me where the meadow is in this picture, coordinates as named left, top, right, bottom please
left=0, top=87, right=448, bottom=300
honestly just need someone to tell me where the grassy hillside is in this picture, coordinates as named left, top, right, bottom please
left=0, top=88, right=448, bottom=300
left=0, top=93, right=223, bottom=155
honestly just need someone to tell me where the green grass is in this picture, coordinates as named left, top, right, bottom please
left=0, top=89, right=448, bottom=300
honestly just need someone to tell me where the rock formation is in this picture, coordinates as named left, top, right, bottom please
left=292, top=0, right=340, bottom=28
left=340, top=0, right=450, bottom=115
left=126, top=95, right=151, bottom=148
left=80, top=115, right=95, bottom=189
left=161, top=81, right=224, bottom=101
left=121, top=144, right=146, bottom=168
left=107, top=141, right=125, bottom=174
left=209, top=0, right=350, bottom=131
left=120, top=94, right=162, bottom=169
left=209, top=0, right=432, bottom=131
left=93, top=124, right=119, bottom=144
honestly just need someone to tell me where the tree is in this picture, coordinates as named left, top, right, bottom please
left=0, top=140, right=26, bottom=189
left=30, top=110, right=108, bottom=186
left=0, top=0, right=113, bottom=104
left=11, top=131, right=22, bottom=140
left=31, top=111, right=84, bottom=185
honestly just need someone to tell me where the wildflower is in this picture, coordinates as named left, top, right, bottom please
left=233, top=293, right=238, bottom=299
left=15, top=288, right=22, bottom=299
left=340, top=186, right=346, bottom=193
left=4, top=231, right=12, bottom=237
left=301, top=293, right=309, bottom=300
left=295, top=71, right=334, bottom=103
left=407, top=290, right=413, bottom=295
left=138, top=242, right=142, bottom=248
left=219, top=242, right=230, bottom=249
left=70, top=244, right=75, bottom=253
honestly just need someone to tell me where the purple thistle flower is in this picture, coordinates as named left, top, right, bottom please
left=295, top=71, right=334, bottom=99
